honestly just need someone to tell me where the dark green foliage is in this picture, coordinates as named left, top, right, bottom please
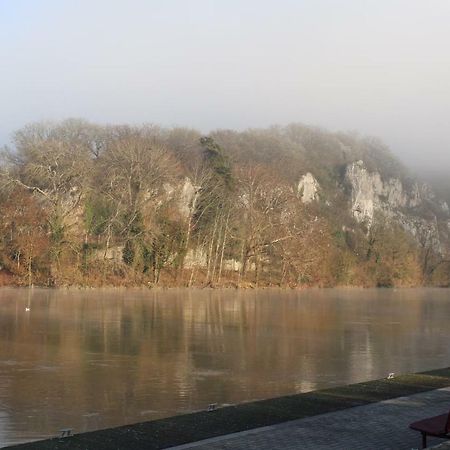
left=193, top=137, right=235, bottom=239
left=85, top=194, right=115, bottom=236
left=144, top=217, right=185, bottom=282
left=122, top=240, right=135, bottom=266
left=200, top=136, right=234, bottom=190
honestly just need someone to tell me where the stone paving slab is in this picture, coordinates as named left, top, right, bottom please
left=168, top=388, right=450, bottom=450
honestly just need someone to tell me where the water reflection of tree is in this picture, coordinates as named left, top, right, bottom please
left=1, top=288, right=450, bottom=444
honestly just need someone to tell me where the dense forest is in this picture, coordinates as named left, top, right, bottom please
left=0, top=119, right=449, bottom=288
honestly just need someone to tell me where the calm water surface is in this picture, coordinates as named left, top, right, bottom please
left=0, top=287, right=450, bottom=447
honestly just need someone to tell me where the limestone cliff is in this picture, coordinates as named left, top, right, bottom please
left=297, top=173, right=320, bottom=203
left=344, top=160, right=449, bottom=255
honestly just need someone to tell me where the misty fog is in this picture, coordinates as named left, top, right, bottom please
left=1, top=0, right=449, bottom=176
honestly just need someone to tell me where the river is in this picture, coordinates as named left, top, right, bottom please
left=0, top=287, right=449, bottom=447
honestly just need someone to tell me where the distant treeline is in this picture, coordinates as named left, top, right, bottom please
left=0, top=119, right=448, bottom=287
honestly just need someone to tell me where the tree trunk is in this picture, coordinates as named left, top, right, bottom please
left=218, top=213, right=229, bottom=283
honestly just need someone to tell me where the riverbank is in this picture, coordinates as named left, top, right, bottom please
left=7, top=366, right=450, bottom=450
left=1, top=282, right=448, bottom=291
left=2, top=266, right=445, bottom=289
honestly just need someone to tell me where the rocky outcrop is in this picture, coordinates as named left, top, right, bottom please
left=93, top=245, right=124, bottom=263
left=298, top=173, right=320, bottom=203
left=161, top=177, right=199, bottom=219
left=345, top=160, right=449, bottom=254
left=346, top=161, right=404, bottom=226
left=183, top=249, right=243, bottom=272
left=183, top=249, right=208, bottom=269
left=178, top=177, right=198, bottom=218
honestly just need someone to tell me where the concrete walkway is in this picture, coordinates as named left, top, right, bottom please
left=168, top=387, right=450, bottom=450
left=431, top=443, right=450, bottom=449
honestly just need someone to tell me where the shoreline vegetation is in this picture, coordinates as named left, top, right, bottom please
left=0, top=282, right=450, bottom=290
left=7, top=366, right=450, bottom=450
left=0, top=119, right=449, bottom=290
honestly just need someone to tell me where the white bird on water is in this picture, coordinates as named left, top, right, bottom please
left=25, top=307, right=30, bottom=312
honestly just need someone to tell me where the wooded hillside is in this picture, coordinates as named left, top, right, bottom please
left=0, top=119, right=448, bottom=288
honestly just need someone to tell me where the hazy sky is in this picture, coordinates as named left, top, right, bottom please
left=1, top=0, right=449, bottom=171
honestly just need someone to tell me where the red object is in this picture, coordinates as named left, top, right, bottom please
left=410, top=412, right=450, bottom=449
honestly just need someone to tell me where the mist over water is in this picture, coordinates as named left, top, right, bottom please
left=1, top=288, right=450, bottom=447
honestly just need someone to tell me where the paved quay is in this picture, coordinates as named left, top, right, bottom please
left=431, top=444, right=450, bottom=449
left=169, top=387, right=450, bottom=450
left=431, top=443, right=450, bottom=449
left=8, top=368, right=450, bottom=450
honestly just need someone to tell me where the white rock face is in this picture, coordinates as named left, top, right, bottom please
left=223, top=259, right=243, bottom=272
left=346, top=160, right=416, bottom=226
left=297, top=173, right=320, bottom=203
left=160, top=177, right=199, bottom=219
left=440, top=201, right=449, bottom=214
left=346, top=160, right=446, bottom=254
left=183, top=249, right=207, bottom=269
left=178, top=177, right=198, bottom=218
left=346, top=161, right=381, bottom=227
left=409, top=182, right=440, bottom=209
left=384, top=178, right=408, bottom=208
left=183, top=249, right=243, bottom=272
left=409, top=183, right=422, bottom=208
left=346, top=161, right=382, bottom=226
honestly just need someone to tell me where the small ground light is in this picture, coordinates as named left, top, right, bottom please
left=59, top=428, right=73, bottom=438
